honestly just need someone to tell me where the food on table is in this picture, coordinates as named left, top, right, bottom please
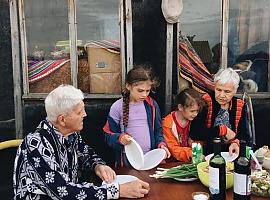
left=263, top=157, right=270, bottom=170
left=192, top=192, right=209, bottom=200
left=255, top=145, right=270, bottom=169
left=264, top=146, right=270, bottom=158
left=201, top=162, right=234, bottom=174
left=150, top=163, right=198, bottom=179
left=251, top=170, right=270, bottom=197
left=197, top=161, right=234, bottom=189
left=255, top=145, right=270, bottom=158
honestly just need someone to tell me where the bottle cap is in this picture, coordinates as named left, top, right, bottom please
left=246, top=146, right=251, bottom=159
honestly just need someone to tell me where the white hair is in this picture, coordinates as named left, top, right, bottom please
left=45, top=84, right=84, bottom=122
left=214, top=68, right=240, bottom=90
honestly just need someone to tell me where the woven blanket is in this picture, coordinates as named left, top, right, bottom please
left=28, top=59, right=70, bottom=83
left=84, top=40, right=120, bottom=54
left=179, top=36, right=215, bottom=93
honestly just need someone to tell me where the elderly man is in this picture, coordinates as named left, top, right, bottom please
left=189, top=68, right=251, bottom=155
left=14, top=85, right=149, bottom=200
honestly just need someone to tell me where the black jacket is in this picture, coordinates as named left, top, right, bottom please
left=190, top=92, right=250, bottom=155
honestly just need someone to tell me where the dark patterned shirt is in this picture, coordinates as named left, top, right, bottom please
left=214, top=108, right=232, bottom=129
left=13, top=119, right=119, bottom=199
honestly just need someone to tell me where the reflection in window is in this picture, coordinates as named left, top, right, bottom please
left=178, top=0, right=221, bottom=93
left=77, top=0, right=121, bottom=94
left=229, top=0, right=270, bottom=93
left=180, top=0, right=221, bottom=75
left=25, top=0, right=71, bottom=93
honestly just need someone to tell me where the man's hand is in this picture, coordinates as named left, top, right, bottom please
left=120, top=133, right=132, bottom=145
left=229, top=142, right=239, bottom=156
left=119, top=180, right=150, bottom=198
left=95, top=164, right=116, bottom=184
left=224, top=127, right=236, bottom=143
left=160, top=144, right=171, bottom=158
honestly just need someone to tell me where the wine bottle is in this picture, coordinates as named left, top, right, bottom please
left=233, top=140, right=251, bottom=200
left=209, top=137, right=226, bottom=200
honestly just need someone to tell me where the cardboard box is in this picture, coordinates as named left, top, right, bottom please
left=89, top=72, right=121, bottom=94
left=87, top=46, right=121, bottom=74
left=87, top=44, right=122, bottom=94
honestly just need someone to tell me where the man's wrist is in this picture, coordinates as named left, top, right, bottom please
left=93, top=162, right=106, bottom=172
left=107, top=183, right=119, bottom=199
left=94, top=163, right=101, bottom=172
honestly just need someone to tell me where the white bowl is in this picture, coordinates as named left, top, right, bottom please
left=205, top=152, right=238, bottom=162
left=125, top=138, right=166, bottom=170
left=262, top=157, right=270, bottom=170
left=102, top=175, right=138, bottom=185
left=125, top=138, right=144, bottom=170
left=140, top=148, right=166, bottom=170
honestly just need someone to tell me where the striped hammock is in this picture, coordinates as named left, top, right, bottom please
left=28, top=59, right=70, bottom=83
left=179, top=36, right=215, bottom=93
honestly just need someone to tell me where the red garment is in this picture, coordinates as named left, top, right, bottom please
left=162, top=112, right=192, bottom=162
left=172, top=112, right=190, bottom=147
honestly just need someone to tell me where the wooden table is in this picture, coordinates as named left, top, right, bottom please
left=114, top=162, right=267, bottom=200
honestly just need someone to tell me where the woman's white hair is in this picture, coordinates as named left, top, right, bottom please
left=45, top=84, right=84, bottom=122
left=214, top=68, right=240, bottom=90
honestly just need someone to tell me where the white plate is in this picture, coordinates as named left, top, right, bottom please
left=205, top=152, right=238, bottom=162
left=125, top=138, right=144, bottom=170
left=174, top=177, right=198, bottom=182
left=125, top=138, right=166, bottom=170
left=102, top=175, right=138, bottom=185
left=140, top=149, right=166, bottom=170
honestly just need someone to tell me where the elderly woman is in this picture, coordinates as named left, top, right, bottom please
left=189, top=68, right=250, bottom=156
left=14, top=84, right=149, bottom=200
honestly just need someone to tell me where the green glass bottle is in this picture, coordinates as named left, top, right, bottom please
left=209, top=137, right=226, bottom=200
left=233, top=140, right=251, bottom=200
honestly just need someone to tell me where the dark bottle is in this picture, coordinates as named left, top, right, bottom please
left=233, top=140, right=251, bottom=200
left=209, top=137, right=226, bottom=200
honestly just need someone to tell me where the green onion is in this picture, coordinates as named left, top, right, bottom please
left=150, top=163, right=198, bottom=179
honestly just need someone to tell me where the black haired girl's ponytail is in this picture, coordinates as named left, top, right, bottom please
left=122, top=90, right=130, bottom=131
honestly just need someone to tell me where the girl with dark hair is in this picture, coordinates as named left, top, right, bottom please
left=162, top=88, right=204, bottom=162
left=103, top=65, right=170, bottom=167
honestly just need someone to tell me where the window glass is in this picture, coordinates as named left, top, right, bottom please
left=180, top=0, right=221, bottom=75
left=228, top=0, right=270, bottom=93
left=77, top=0, right=121, bottom=94
left=25, top=0, right=71, bottom=93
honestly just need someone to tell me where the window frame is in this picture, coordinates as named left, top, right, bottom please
left=176, top=0, right=270, bottom=98
left=222, top=0, right=270, bottom=98
left=18, top=0, right=126, bottom=99
left=10, top=0, right=270, bottom=138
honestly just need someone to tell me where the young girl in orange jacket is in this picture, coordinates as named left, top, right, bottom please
left=162, top=88, right=204, bottom=162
